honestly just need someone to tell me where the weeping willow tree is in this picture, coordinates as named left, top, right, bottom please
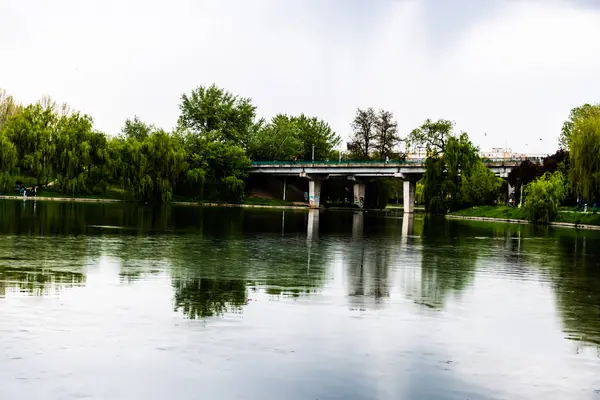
left=523, top=171, right=566, bottom=224
left=0, top=89, right=23, bottom=129
left=116, top=119, right=187, bottom=204
left=0, top=132, right=18, bottom=192
left=569, top=115, right=600, bottom=201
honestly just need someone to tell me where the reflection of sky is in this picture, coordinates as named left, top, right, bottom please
left=2, top=220, right=600, bottom=399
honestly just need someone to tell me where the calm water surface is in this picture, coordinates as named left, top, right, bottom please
left=1, top=200, right=600, bottom=399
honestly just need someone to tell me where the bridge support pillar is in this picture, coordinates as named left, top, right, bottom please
left=308, top=179, right=322, bottom=209
left=353, top=183, right=366, bottom=208
left=352, top=211, right=364, bottom=239
left=307, top=209, right=319, bottom=241
left=403, top=180, right=416, bottom=213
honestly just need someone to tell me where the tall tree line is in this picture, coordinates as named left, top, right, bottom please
left=0, top=85, right=341, bottom=203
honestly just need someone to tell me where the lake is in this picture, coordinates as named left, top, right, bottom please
left=1, top=200, right=599, bottom=399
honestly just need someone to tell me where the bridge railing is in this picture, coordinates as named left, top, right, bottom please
left=251, top=157, right=543, bottom=166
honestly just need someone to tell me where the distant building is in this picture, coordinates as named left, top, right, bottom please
left=480, top=147, right=525, bottom=160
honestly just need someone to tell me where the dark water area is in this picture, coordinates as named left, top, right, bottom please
left=1, top=199, right=600, bottom=399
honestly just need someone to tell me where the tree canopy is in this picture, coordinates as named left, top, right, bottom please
left=178, top=84, right=256, bottom=147
left=523, top=171, right=566, bottom=224
left=420, top=130, right=499, bottom=214
left=560, top=103, right=600, bottom=150
left=248, top=114, right=340, bottom=162
left=407, top=118, right=453, bottom=156
left=347, top=108, right=400, bottom=159
left=569, top=112, right=600, bottom=201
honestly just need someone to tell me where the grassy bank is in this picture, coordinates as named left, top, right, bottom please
left=451, top=206, right=526, bottom=220
left=555, top=211, right=600, bottom=225
left=450, top=205, right=600, bottom=227
left=1, top=186, right=126, bottom=200
left=1, top=189, right=309, bottom=208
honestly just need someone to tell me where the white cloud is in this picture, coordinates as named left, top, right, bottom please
left=1, top=0, right=599, bottom=154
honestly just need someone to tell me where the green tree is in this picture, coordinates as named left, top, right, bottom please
left=180, top=130, right=251, bottom=202
left=348, top=107, right=377, bottom=159
left=121, top=116, right=154, bottom=141
left=420, top=130, right=498, bottom=214
left=248, top=114, right=340, bottom=161
left=0, top=131, right=18, bottom=192
left=374, top=109, right=400, bottom=158
left=507, top=160, right=540, bottom=204
left=116, top=120, right=187, bottom=203
left=2, top=103, right=57, bottom=185
left=407, top=118, right=453, bottom=155
left=0, top=89, right=23, bottom=129
left=569, top=113, right=600, bottom=201
left=443, top=133, right=478, bottom=210
left=560, top=103, right=600, bottom=150
left=178, top=84, right=256, bottom=147
left=202, top=137, right=251, bottom=202
left=461, top=161, right=501, bottom=206
left=523, top=171, right=566, bottom=224
left=53, top=112, right=96, bottom=194
left=294, top=114, right=340, bottom=160
left=247, top=114, right=302, bottom=161
left=423, top=155, right=446, bottom=214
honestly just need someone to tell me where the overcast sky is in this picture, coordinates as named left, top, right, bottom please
left=2, top=0, right=600, bottom=154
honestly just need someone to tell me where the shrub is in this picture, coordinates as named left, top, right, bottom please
left=523, top=171, right=566, bottom=224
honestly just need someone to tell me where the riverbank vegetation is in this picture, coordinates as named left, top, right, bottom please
left=451, top=205, right=600, bottom=227
left=2, top=85, right=600, bottom=219
left=0, top=86, right=341, bottom=204
left=406, top=119, right=501, bottom=215
left=422, top=101, right=600, bottom=225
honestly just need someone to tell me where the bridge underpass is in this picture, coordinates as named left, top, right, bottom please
left=250, top=159, right=526, bottom=211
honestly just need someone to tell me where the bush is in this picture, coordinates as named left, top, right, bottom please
left=523, top=171, right=566, bottom=224
left=428, top=195, right=445, bottom=215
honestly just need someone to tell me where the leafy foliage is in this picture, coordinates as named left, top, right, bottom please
left=374, top=109, right=400, bottom=158
left=507, top=160, right=540, bottom=204
left=178, top=84, right=256, bottom=147
left=248, top=115, right=303, bottom=161
left=248, top=113, right=340, bottom=162
left=2, top=103, right=57, bottom=185
left=0, top=131, right=18, bottom=192
left=348, top=108, right=377, bottom=159
left=407, top=118, right=453, bottom=155
left=523, top=172, right=566, bottom=224
left=569, top=113, right=600, bottom=201
left=0, top=89, right=22, bottom=129
left=421, top=131, right=499, bottom=214
left=348, top=108, right=401, bottom=159
left=560, top=103, right=600, bottom=150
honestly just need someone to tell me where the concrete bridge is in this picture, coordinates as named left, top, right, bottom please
left=250, top=158, right=536, bottom=211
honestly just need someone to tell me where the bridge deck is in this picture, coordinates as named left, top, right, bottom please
left=251, top=157, right=538, bottom=168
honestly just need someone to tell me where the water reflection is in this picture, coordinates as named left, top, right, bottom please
left=1, top=201, right=600, bottom=399
left=0, top=265, right=85, bottom=297
left=173, top=278, right=247, bottom=319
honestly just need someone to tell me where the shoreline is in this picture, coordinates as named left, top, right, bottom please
left=0, top=194, right=411, bottom=212
left=446, top=214, right=600, bottom=231
left=0, top=195, right=309, bottom=210
left=0, top=195, right=123, bottom=203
